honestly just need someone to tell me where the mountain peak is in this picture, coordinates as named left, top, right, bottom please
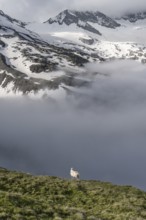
left=0, top=10, right=4, bottom=15
left=117, top=11, right=146, bottom=22
left=45, top=9, right=120, bottom=29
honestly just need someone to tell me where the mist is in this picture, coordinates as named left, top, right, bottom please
left=0, top=0, right=146, bottom=22
left=0, top=60, right=146, bottom=190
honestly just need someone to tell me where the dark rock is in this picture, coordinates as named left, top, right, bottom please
left=80, top=38, right=95, bottom=45
left=77, top=21, right=101, bottom=35
left=117, top=11, right=146, bottom=23
left=0, top=40, right=6, bottom=48
left=46, top=10, right=120, bottom=29
left=30, top=62, right=57, bottom=73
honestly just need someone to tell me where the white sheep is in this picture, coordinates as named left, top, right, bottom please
left=70, top=168, right=80, bottom=180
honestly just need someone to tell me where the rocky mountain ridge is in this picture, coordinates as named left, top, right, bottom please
left=0, top=9, right=146, bottom=96
left=45, top=9, right=120, bottom=35
left=47, top=9, right=120, bottom=28
left=0, top=10, right=26, bottom=27
left=118, top=11, right=146, bottom=23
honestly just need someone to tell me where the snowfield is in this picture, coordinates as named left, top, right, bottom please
left=27, top=17, right=146, bottom=64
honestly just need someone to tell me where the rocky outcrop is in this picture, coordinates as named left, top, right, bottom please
left=45, top=10, right=120, bottom=35
left=47, top=10, right=120, bottom=29
left=79, top=37, right=95, bottom=45
left=117, top=11, right=146, bottom=22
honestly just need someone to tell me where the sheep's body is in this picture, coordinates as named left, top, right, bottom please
left=70, top=168, right=80, bottom=180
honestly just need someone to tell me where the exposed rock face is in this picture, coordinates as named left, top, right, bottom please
left=77, top=20, right=101, bottom=35
left=117, top=11, right=146, bottom=22
left=45, top=9, right=120, bottom=35
left=47, top=10, right=120, bottom=28
left=0, top=54, right=90, bottom=94
left=29, top=62, right=57, bottom=73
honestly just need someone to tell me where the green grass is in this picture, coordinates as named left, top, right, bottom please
left=0, top=167, right=145, bottom=219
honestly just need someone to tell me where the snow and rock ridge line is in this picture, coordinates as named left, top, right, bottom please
left=45, top=9, right=120, bottom=35
left=116, top=11, right=146, bottom=23
left=0, top=8, right=146, bottom=97
left=0, top=9, right=26, bottom=27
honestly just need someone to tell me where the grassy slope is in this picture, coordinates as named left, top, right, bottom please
left=0, top=168, right=146, bottom=219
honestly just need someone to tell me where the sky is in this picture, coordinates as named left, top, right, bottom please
left=0, top=0, right=146, bottom=22
left=0, top=60, right=146, bottom=191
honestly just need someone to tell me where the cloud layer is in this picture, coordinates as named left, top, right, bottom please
left=0, top=60, right=146, bottom=191
left=0, top=0, right=146, bottom=21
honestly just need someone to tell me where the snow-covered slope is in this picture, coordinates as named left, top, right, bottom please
left=0, top=10, right=26, bottom=27
left=27, top=10, right=146, bottom=64
left=0, top=9, right=146, bottom=97
left=0, top=10, right=96, bottom=97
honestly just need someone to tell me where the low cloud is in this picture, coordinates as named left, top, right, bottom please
left=0, top=0, right=146, bottom=21
left=0, top=60, right=146, bottom=190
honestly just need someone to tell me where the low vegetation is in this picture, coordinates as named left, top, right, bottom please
left=0, top=167, right=146, bottom=219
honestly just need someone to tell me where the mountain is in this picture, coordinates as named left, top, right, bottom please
left=118, top=11, right=146, bottom=23
left=0, top=10, right=26, bottom=27
left=0, top=167, right=146, bottom=219
left=0, top=9, right=146, bottom=97
left=46, top=9, right=120, bottom=28
left=45, top=9, right=121, bottom=35
left=0, top=10, right=95, bottom=96
left=27, top=9, right=146, bottom=69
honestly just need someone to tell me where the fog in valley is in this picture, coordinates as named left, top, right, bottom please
left=0, top=60, right=146, bottom=190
